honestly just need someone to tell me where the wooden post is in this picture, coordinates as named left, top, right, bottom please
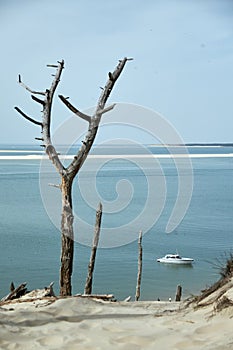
left=175, top=284, right=182, bottom=301
left=135, top=230, right=143, bottom=301
left=10, top=282, right=15, bottom=292
left=84, top=203, right=103, bottom=295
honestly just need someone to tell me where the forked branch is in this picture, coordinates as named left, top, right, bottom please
left=98, top=103, right=116, bottom=115
left=15, top=61, right=65, bottom=175
left=97, top=57, right=132, bottom=110
left=15, top=58, right=131, bottom=178
left=48, top=60, right=64, bottom=102
left=66, top=57, right=132, bottom=179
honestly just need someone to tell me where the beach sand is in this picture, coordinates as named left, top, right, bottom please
left=1, top=278, right=233, bottom=350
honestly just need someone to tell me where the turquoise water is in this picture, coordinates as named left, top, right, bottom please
left=0, top=145, right=233, bottom=300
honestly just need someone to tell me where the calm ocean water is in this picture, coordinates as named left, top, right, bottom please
left=0, top=144, right=233, bottom=300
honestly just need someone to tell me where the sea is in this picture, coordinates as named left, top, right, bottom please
left=0, top=143, right=233, bottom=301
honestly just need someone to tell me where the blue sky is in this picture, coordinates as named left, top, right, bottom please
left=1, top=0, right=233, bottom=143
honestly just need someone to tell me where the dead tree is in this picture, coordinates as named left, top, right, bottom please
left=15, top=58, right=131, bottom=296
left=84, top=202, right=103, bottom=295
left=135, top=230, right=143, bottom=301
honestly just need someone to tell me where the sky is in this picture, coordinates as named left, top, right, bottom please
left=1, top=0, right=233, bottom=144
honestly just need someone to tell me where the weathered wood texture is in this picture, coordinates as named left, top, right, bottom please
left=175, top=284, right=182, bottom=301
left=0, top=282, right=55, bottom=304
left=135, top=231, right=143, bottom=301
left=15, top=58, right=131, bottom=296
left=10, top=282, right=15, bottom=292
left=75, top=293, right=115, bottom=301
left=84, top=202, right=103, bottom=295
left=60, top=177, right=74, bottom=296
left=1, top=283, right=27, bottom=302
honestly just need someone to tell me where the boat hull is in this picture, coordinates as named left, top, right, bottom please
left=157, top=254, right=194, bottom=265
left=157, top=258, right=193, bottom=265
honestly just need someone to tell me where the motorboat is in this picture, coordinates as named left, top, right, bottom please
left=157, top=254, right=194, bottom=265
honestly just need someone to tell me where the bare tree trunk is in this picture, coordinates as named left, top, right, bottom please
left=84, top=203, right=102, bottom=295
left=60, top=177, right=74, bottom=296
left=135, top=230, right=143, bottom=301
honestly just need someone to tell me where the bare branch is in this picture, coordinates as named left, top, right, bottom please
left=48, top=183, right=61, bottom=189
left=96, top=57, right=130, bottom=110
left=49, top=60, right=64, bottom=99
left=108, top=72, right=114, bottom=81
left=98, top=103, right=116, bottom=115
left=66, top=57, right=131, bottom=179
left=47, top=64, right=59, bottom=68
left=59, top=95, right=91, bottom=123
left=16, top=61, right=65, bottom=175
left=14, top=107, right=43, bottom=126
left=31, top=95, right=45, bottom=105
left=18, top=74, right=45, bottom=96
left=41, top=60, right=65, bottom=176
left=35, top=137, right=44, bottom=141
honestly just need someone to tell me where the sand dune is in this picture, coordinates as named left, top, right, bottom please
left=1, top=278, right=233, bottom=350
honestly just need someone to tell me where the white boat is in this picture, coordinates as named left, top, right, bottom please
left=157, top=254, right=194, bottom=265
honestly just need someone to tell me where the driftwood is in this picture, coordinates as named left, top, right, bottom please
left=124, top=296, right=131, bottom=302
left=15, top=58, right=131, bottom=296
left=214, top=295, right=233, bottom=312
left=84, top=202, right=103, bottom=295
left=75, top=293, right=115, bottom=301
left=20, top=282, right=56, bottom=300
left=1, top=282, right=55, bottom=303
left=1, top=282, right=27, bottom=302
left=135, top=231, right=143, bottom=301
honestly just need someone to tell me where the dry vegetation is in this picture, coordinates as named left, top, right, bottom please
left=186, top=252, right=233, bottom=310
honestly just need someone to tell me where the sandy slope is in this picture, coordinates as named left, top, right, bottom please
left=1, top=280, right=233, bottom=350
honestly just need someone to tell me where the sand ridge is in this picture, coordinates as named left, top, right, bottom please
left=0, top=286, right=233, bottom=350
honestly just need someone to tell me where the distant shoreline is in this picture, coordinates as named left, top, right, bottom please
left=0, top=143, right=233, bottom=147
left=185, top=143, right=233, bottom=147
left=0, top=153, right=233, bottom=160
left=149, top=143, right=233, bottom=147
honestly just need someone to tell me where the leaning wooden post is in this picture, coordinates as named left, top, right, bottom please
left=84, top=202, right=103, bottom=295
left=175, top=284, right=182, bottom=301
left=135, top=230, right=143, bottom=301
